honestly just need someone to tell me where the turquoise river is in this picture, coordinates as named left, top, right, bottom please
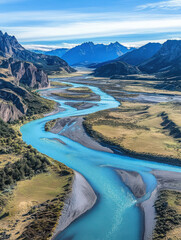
left=21, top=76, right=181, bottom=240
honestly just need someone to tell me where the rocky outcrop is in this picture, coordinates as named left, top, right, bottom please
left=0, top=78, right=29, bottom=97
left=0, top=57, right=49, bottom=88
left=0, top=89, right=27, bottom=114
left=0, top=31, right=75, bottom=74
left=0, top=101, right=24, bottom=122
left=0, top=79, right=28, bottom=121
left=94, top=61, right=141, bottom=77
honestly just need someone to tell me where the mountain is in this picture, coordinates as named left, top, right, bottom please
left=0, top=31, right=75, bottom=74
left=61, top=42, right=134, bottom=66
left=139, top=40, right=181, bottom=77
left=94, top=61, right=141, bottom=78
left=118, top=42, right=162, bottom=66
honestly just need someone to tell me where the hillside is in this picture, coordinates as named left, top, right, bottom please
left=118, top=42, right=162, bottom=66
left=140, top=40, right=181, bottom=77
left=94, top=61, right=141, bottom=77
left=61, top=42, right=133, bottom=66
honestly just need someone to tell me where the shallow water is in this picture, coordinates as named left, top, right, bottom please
left=21, top=78, right=181, bottom=240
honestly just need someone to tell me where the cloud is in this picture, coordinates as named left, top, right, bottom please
left=2, top=16, right=181, bottom=42
left=23, top=43, right=78, bottom=51
left=138, top=0, right=181, bottom=10
left=1, top=10, right=181, bottom=43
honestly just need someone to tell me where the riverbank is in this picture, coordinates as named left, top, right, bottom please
left=52, top=171, right=97, bottom=239
left=114, top=169, right=181, bottom=240
left=49, top=116, right=113, bottom=153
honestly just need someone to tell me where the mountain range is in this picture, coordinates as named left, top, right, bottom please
left=94, top=40, right=181, bottom=79
left=60, top=42, right=134, bottom=66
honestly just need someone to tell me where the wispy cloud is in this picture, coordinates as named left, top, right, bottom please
left=2, top=16, right=181, bottom=42
left=1, top=10, right=181, bottom=44
left=138, top=0, right=181, bottom=10
left=23, top=43, right=78, bottom=51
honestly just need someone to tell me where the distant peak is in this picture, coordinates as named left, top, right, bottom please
left=82, top=41, right=94, bottom=46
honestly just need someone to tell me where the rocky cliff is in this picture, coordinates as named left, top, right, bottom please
left=0, top=57, right=49, bottom=88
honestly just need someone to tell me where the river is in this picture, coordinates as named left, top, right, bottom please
left=20, top=75, right=181, bottom=240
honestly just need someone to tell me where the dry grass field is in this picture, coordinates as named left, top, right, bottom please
left=84, top=101, right=181, bottom=162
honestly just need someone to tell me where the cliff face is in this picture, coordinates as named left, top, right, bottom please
left=9, top=59, right=49, bottom=88
left=0, top=79, right=28, bottom=121
left=0, top=57, right=49, bottom=88
left=0, top=101, right=24, bottom=122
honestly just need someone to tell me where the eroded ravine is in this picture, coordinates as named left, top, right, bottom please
left=21, top=75, right=181, bottom=240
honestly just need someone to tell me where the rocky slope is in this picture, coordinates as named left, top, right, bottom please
left=0, top=57, right=49, bottom=88
left=61, top=42, right=134, bottom=66
left=94, top=61, right=141, bottom=77
left=0, top=79, right=28, bottom=121
left=118, top=42, right=162, bottom=66
left=0, top=31, right=75, bottom=74
left=139, top=40, right=181, bottom=77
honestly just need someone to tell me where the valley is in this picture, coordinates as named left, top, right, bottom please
left=0, top=28, right=181, bottom=240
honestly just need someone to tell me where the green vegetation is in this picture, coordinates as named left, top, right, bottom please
left=45, top=119, right=56, bottom=132
left=24, top=91, right=55, bottom=116
left=0, top=119, right=16, bottom=138
left=153, top=190, right=181, bottom=240
left=0, top=150, right=50, bottom=190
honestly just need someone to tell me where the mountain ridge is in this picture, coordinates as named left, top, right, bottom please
left=61, top=41, right=134, bottom=66
left=140, top=40, right=181, bottom=77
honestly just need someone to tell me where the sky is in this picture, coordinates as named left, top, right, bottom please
left=0, top=0, right=181, bottom=50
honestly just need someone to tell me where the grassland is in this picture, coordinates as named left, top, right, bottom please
left=52, top=92, right=91, bottom=99
left=50, top=81, right=72, bottom=87
left=84, top=101, right=181, bottom=164
left=153, top=190, right=181, bottom=240
left=67, top=87, right=93, bottom=93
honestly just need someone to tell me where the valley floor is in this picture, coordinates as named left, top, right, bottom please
left=47, top=70, right=181, bottom=239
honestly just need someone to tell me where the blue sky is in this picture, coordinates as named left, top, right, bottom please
left=0, top=0, right=181, bottom=50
